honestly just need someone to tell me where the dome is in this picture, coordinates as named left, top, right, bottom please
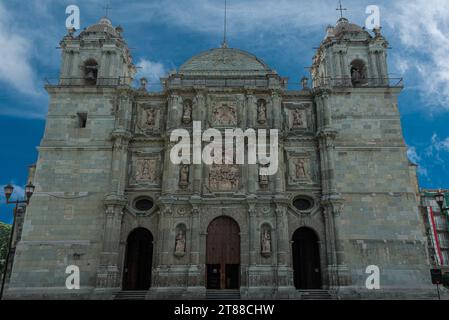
left=83, top=17, right=120, bottom=37
left=179, top=47, right=272, bottom=76
left=333, top=17, right=366, bottom=36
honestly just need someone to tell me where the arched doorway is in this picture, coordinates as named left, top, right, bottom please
left=123, top=228, right=153, bottom=291
left=206, top=216, right=240, bottom=290
left=292, top=227, right=322, bottom=289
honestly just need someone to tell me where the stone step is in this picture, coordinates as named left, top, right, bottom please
left=206, top=290, right=241, bottom=300
left=298, top=290, right=335, bottom=300
left=114, top=291, right=148, bottom=300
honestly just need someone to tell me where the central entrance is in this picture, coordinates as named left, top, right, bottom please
left=206, top=216, right=240, bottom=290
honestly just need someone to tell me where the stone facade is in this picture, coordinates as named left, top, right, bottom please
left=4, top=17, right=436, bottom=300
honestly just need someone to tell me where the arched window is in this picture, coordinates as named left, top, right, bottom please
left=83, top=59, right=98, bottom=85
left=350, top=59, right=367, bottom=87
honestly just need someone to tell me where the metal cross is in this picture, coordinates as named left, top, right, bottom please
left=336, top=0, right=347, bottom=19
left=103, top=1, right=112, bottom=18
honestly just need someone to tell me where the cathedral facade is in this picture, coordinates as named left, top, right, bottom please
left=5, top=16, right=436, bottom=300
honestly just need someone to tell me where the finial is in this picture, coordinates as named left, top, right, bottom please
left=221, top=0, right=228, bottom=48
left=139, top=78, right=148, bottom=91
left=103, top=1, right=112, bottom=18
left=336, top=0, right=347, bottom=19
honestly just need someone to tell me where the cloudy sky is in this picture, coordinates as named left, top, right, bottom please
left=1, top=0, right=449, bottom=223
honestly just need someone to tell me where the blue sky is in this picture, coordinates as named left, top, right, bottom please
left=1, top=0, right=449, bottom=224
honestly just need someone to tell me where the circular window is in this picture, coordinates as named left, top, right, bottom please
left=293, top=197, right=314, bottom=211
left=134, top=198, right=154, bottom=212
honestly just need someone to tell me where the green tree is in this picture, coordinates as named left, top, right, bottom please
left=0, top=222, right=12, bottom=277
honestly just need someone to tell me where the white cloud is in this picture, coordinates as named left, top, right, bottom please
left=386, top=0, right=449, bottom=110
left=136, top=58, right=168, bottom=86
left=0, top=3, right=38, bottom=95
left=407, top=146, right=421, bottom=164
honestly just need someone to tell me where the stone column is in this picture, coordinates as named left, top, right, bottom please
left=274, top=201, right=294, bottom=297
left=96, top=194, right=127, bottom=289
left=368, top=48, right=379, bottom=86
left=193, top=92, right=205, bottom=194
left=246, top=93, right=258, bottom=194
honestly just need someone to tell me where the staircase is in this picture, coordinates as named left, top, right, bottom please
left=114, top=291, right=148, bottom=300
left=206, top=290, right=241, bottom=300
left=298, top=290, right=335, bottom=300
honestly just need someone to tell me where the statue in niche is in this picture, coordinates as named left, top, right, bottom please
left=292, top=109, right=305, bottom=128
left=175, top=229, right=186, bottom=254
left=257, top=99, right=267, bottom=124
left=144, top=108, right=156, bottom=127
left=259, top=165, right=269, bottom=187
left=136, top=159, right=158, bottom=182
left=179, top=164, right=190, bottom=188
left=261, top=227, right=272, bottom=255
left=295, top=158, right=310, bottom=180
left=182, top=100, right=193, bottom=124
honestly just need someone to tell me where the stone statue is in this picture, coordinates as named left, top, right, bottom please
left=292, top=109, right=305, bottom=128
left=259, top=165, right=269, bottom=187
left=261, top=228, right=272, bottom=254
left=301, top=77, right=309, bottom=89
left=295, top=158, right=309, bottom=179
left=182, top=100, right=192, bottom=124
left=179, top=164, right=190, bottom=188
left=175, top=229, right=186, bottom=254
left=257, top=100, right=267, bottom=124
left=145, top=109, right=156, bottom=127
left=139, top=77, right=148, bottom=91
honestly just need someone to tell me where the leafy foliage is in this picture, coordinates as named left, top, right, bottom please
left=0, top=222, right=12, bottom=276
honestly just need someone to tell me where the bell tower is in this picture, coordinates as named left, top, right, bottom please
left=311, top=17, right=389, bottom=88
left=59, top=17, right=136, bottom=85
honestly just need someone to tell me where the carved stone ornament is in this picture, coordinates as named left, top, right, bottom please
left=136, top=159, right=158, bottom=182
left=182, top=100, right=193, bottom=124
left=291, top=157, right=312, bottom=182
left=174, top=228, right=186, bottom=257
left=179, top=164, right=190, bottom=189
left=209, top=164, right=240, bottom=191
left=257, top=99, right=267, bottom=124
left=142, top=108, right=157, bottom=128
left=291, top=108, right=307, bottom=129
left=261, top=226, right=272, bottom=257
left=211, top=102, right=237, bottom=126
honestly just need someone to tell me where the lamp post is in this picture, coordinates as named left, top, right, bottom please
left=0, top=183, right=35, bottom=300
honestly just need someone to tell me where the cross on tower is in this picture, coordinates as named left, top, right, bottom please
left=336, top=0, right=347, bottom=19
left=222, top=0, right=228, bottom=48
left=103, top=1, right=112, bottom=18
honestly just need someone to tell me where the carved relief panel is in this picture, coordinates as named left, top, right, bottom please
left=129, top=152, right=163, bottom=187
left=208, top=95, right=244, bottom=127
left=286, top=151, right=319, bottom=186
left=136, top=102, right=162, bottom=134
left=208, top=164, right=241, bottom=192
left=285, top=102, right=312, bottom=131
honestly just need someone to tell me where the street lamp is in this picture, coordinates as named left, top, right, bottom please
left=0, top=183, right=35, bottom=300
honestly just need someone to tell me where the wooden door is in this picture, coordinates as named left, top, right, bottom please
left=292, top=227, right=322, bottom=289
left=123, top=228, right=153, bottom=291
left=206, top=217, right=240, bottom=289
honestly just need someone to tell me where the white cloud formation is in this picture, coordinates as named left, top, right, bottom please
left=0, top=3, right=38, bottom=95
left=136, top=58, right=168, bottom=88
left=386, top=0, right=449, bottom=110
